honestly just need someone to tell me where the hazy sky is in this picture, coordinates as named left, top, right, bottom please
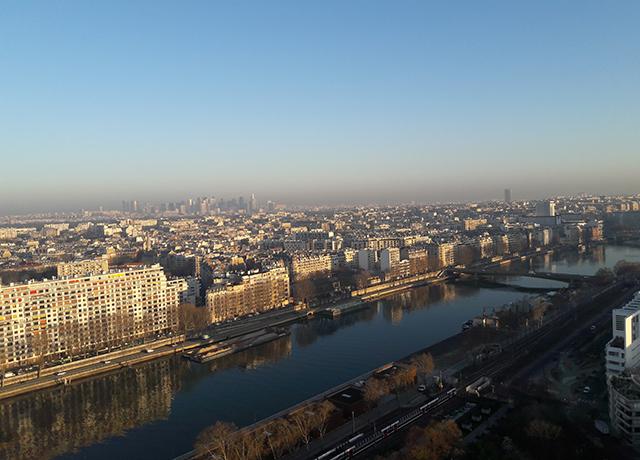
left=1, top=1, right=639, bottom=214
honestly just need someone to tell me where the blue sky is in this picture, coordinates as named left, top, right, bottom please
left=0, top=1, right=639, bottom=213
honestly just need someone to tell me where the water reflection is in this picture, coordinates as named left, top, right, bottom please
left=207, top=335, right=293, bottom=372
left=0, top=359, right=185, bottom=460
left=295, top=308, right=377, bottom=348
left=0, top=336, right=294, bottom=460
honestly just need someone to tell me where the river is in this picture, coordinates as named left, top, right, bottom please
left=1, top=244, right=638, bottom=460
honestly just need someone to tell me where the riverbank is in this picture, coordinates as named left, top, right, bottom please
left=0, top=246, right=564, bottom=401
left=0, top=307, right=309, bottom=401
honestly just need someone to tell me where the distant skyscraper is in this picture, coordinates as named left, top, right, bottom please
left=267, top=200, right=275, bottom=212
left=504, top=188, right=512, bottom=203
left=249, top=193, right=257, bottom=213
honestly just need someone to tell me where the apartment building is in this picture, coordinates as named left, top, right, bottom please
left=358, top=249, right=379, bottom=271
left=290, top=254, right=332, bottom=280
left=56, top=258, right=110, bottom=278
left=380, top=248, right=401, bottom=273
left=503, top=232, right=528, bottom=255
left=401, top=248, right=430, bottom=275
left=606, top=293, right=640, bottom=378
left=0, top=264, right=184, bottom=368
left=606, top=292, right=640, bottom=448
left=475, top=235, right=495, bottom=259
left=178, top=276, right=201, bottom=305
left=330, top=249, right=358, bottom=270
left=463, top=218, right=487, bottom=231
left=427, top=243, right=456, bottom=269
left=0, top=228, right=18, bottom=240
left=206, top=267, right=290, bottom=323
left=493, top=234, right=510, bottom=256
left=608, top=371, right=640, bottom=449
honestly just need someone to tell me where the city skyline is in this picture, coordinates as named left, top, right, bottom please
left=2, top=190, right=638, bottom=217
left=2, top=1, right=639, bottom=214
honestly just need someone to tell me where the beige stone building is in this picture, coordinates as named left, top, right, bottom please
left=290, top=254, right=332, bottom=280
left=206, top=267, right=290, bottom=323
left=56, top=258, right=110, bottom=278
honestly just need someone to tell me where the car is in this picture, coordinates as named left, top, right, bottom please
left=590, top=325, right=597, bottom=332
left=201, top=334, right=210, bottom=340
left=583, top=386, right=591, bottom=394
left=417, top=384, right=427, bottom=392
left=3, top=372, right=15, bottom=378
left=56, top=371, right=67, bottom=376
left=102, top=360, right=111, bottom=364
left=143, top=348, right=155, bottom=353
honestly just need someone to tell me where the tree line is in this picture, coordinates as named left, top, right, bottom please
left=195, top=400, right=335, bottom=460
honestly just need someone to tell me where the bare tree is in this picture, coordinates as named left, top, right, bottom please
left=411, top=353, right=435, bottom=383
left=0, top=348, right=7, bottom=387
left=313, top=401, right=336, bottom=439
left=354, top=271, right=371, bottom=290
left=29, top=330, right=49, bottom=378
left=179, top=303, right=211, bottom=339
left=405, top=420, right=463, bottom=460
left=390, top=366, right=417, bottom=392
left=264, top=418, right=296, bottom=459
left=231, top=429, right=265, bottom=460
left=195, top=421, right=237, bottom=460
left=289, top=405, right=317, bottom=450
left=364, top=378, right=389, bottom=404
left=293, top=278, right=317, bottom=303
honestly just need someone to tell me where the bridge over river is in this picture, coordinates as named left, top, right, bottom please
left=450, top=268, right=596, bottom=284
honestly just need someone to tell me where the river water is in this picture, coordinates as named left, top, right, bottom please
left=1, top=245, right=638, bottom=460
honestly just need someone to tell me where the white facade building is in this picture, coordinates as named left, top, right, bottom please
left=358, top=249, right=378, bottom=271
left=380, top=248, right=401, bottom=273
left=606, top=293, right=640, bottom=378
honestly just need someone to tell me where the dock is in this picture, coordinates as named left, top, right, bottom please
left=184, top=328, right=291, bottom=364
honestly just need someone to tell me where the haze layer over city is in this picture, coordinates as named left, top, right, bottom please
left=1, top=1, right=639, bottom=215
left=2, top=2, right=640, bottom=460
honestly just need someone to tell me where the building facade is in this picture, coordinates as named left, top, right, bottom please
left=56, top=258, right=110, bottom=278
left=606, top=293, right=640, bottom=378
left=290, top=254, right=332, bottom=280
left=606, top=292, right=640, bottom=449
left=609, top=372, right=640, bottom=449
left=0, top=265, right=183, bottom=368
left=206, top=267, right=290, bottom=323
left=380, top=248, right=401, bottom=273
